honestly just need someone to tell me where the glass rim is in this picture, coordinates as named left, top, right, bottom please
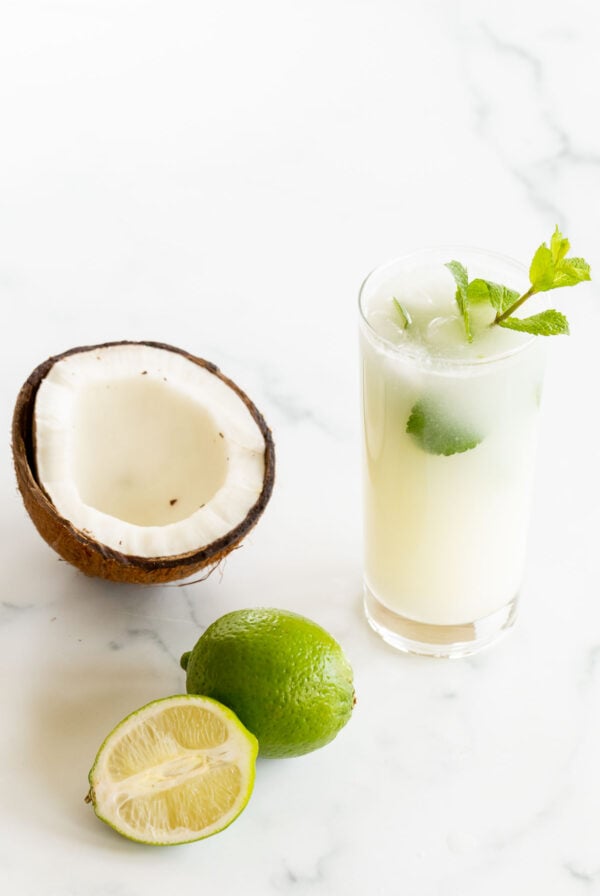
left=358, top=244, right=537, bottom=368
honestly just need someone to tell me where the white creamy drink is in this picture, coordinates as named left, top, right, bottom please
left=359, top=248, right=546, bottom=653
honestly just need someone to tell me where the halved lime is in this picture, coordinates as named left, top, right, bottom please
left=86, top=695, right=258, bottom=845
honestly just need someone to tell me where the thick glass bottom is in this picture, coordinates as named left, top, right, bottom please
left=363, top=584, right=518, bottom=658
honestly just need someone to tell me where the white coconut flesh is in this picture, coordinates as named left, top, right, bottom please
left=33, top=344, right=266, bottom=558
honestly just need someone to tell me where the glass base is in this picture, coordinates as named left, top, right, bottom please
left=363, top=585, right=518, bottom=658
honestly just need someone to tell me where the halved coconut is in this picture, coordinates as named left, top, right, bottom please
left=12, top=341, right=275, bottom=584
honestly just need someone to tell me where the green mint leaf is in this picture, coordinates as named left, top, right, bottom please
left=446, top=229, right=589, bottom=340
left=553, top=256, right=591, bottom=287
left=467, top=278, right=519, bottom=312
left=497, top=284, right=521, bottom=312
left=406, top=399, right=482, bottom=456
left=465, top=278, right=491, bottom=303
left=550, top=225, right=570, bottom=264
left=497, top=309, right=569, bottom=336
left=392, top=297, right=412, bottom=329
left=528, top=227, right=591, bottom=293
left=445, top=260, right=472, bottom=342
left=529, top=243, right=555, bottom=291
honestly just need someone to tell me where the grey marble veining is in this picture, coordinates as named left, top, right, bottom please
left=461, top=23, right=567, bottom=221
left=1, top=1, right=599, bottom=894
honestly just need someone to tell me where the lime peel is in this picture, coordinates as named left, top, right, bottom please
left=183, top=607, right=355, bottom=759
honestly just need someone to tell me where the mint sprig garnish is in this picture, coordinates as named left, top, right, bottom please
left=446, top=227, right=590, bottom=337
left=400, top=228, right=590, bottom=457
left=406, top=399, right=482, bottom=456
left=497, top=309, right=569, bottom=336
left=529, top=227, right=590, bottom=292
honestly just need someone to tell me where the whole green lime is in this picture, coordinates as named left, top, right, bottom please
left=180, top=608, right=355, bottom=758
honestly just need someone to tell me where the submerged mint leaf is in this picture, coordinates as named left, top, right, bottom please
left=392, top=297, right=412, bottom=329
left=497, top=309, right=569, bottom=336
left=445, top=260, right=472, bottom=342
left=406, top=399, right=482, bottom=456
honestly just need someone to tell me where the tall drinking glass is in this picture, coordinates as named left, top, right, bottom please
left=359, top=248, right=546, bottom=657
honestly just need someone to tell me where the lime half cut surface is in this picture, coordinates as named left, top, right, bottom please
left=86, top=695, right=258, bottom=845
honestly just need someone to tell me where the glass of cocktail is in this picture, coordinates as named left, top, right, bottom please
left=359, top=235, right=589, bottom=658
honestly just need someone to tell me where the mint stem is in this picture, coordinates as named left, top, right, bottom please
left=494, top=285, right=537, bottom=325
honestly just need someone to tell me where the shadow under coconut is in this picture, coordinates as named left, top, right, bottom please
left=55, top=565, right=216, bottom=659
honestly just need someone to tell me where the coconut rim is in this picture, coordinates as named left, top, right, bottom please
left=12, top=340, right=275, bottom=573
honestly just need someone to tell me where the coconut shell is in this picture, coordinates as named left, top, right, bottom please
left=12, top=341, right=275, bottom=584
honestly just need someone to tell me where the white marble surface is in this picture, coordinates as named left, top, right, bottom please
left=2, top=1, right=600, bottom=893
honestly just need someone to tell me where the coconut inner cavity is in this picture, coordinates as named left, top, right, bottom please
left=73, top=378, right=228, bottom=526
left=33, top=343, right=268, bottom=558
